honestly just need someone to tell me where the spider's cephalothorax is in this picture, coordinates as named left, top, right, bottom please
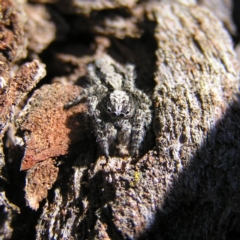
left=65, top=57, right=152, bottom=157
left=104, top=90, right=135, bottom=119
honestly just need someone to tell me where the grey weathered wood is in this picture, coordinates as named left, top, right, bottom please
left=34, top=2, right=240, bottom=240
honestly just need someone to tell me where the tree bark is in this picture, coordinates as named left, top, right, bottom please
left=0, top=0, right=240, bottom=239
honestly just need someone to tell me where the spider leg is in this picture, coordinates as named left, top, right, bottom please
left=65, top=62, right=107, bottom=109
left=118, top=120, right=132, bottom=156
left=122, top=63, right=152, bottom=106
left=88, top=95, right=98, bottom=113
left=87, top=64, right=102, bottom=85
left=122, top=64, right=136, bottom=92
left=125, top=64, right=136, bottom=84
left=131, top=91, right=152, bottom=129
left=118, top=120, right=131, bottom=146
left=131, top=109, right=146, bottom=156
left=105, top=123, right=117, bottom=144
left=64, top=89, right=88, bottom=109
left=140, top=102, right=152, bottom=129
left=88, top=96, right=114, bottom=157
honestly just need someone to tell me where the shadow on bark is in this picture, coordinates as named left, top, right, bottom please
left=137, top=94, right=240, bottom=239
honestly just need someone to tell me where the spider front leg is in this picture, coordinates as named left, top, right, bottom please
left=88, top=96, right=116, bottom=157
left=64, top=89, right=88, bottom=109
left=105, top=123, right=117, bottom=145
left=105, top=122, right=117, bottom=148
left=131, top=109, right=146, bottom=156
left=117, top=120, right=132, bottom=156
left=132, top=92, right=152, bottom=130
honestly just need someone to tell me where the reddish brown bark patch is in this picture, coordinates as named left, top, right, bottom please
left=24, top=159, right=59, bottom=210
left=0, top=0, right=27, bottom=62
left=0, top=60, right=46, bottom=137
left=17, top=83, right=87, bottom=170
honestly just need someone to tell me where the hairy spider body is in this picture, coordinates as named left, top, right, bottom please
left=65, top=57, right=152, bottom=157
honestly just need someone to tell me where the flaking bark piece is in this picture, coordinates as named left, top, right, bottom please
left=70, top=12, right=143, bottom=39
left=0, top=0, right=32, bottom=139
left=24, top=158, right=59, bottom=210
left=0, top=0, right=28, bottom=63
left=56, top=3, right=147, bottom=39
left=55, top=0, right=137, bottom=15
left=0, top=0, right=28, bottom=100
left=24, top=4, right=56, bottom=53
left=0, top=60, right=46, bottom=138
left=16, top=83, right=87, bottom=170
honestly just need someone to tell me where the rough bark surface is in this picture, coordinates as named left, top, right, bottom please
left=16, top=84, right=87, bottom=171
left=198, top=0, right=236, bottom=35
left=0, top=0, right=240, bottom=240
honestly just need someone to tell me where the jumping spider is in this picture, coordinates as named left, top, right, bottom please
left=65, top=57, right=152, bottom=157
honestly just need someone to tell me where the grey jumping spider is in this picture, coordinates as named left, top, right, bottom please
left=65, top=57, right=152, bottom=157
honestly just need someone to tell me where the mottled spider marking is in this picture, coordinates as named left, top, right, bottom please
left=65, top=57, right=152, bottom=158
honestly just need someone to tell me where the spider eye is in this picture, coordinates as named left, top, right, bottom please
left=120, top=113, right=125, bottom=118
left=125, top=111, right=129, bottom=115
left=107, top=107, right=111, bottom=112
